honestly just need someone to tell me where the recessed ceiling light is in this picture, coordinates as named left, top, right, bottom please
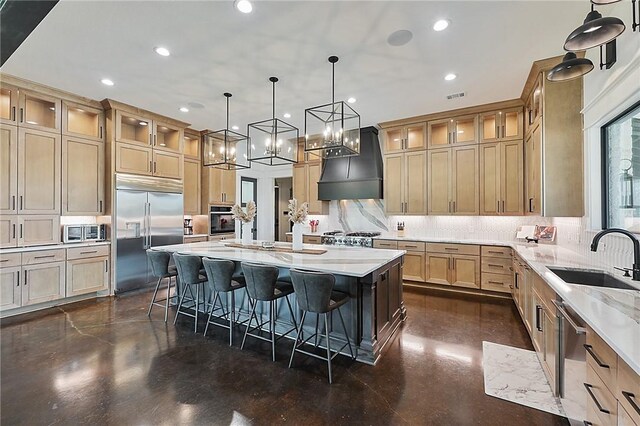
left=234, top=0, right=252, bottom=13
left=231, top=125, right=239, bottom=130
left=154, top=47, right=170, bottom=57
left=444, top=73, right=457, bottom=81
left=139, top=122, right=148, bottom=126
left=283, top=113, right=291, bottom=118
left=100, top=78, right=114, bottom=86
left=179, top=107, right=189, bottom=112
left=347, top=97, right=356, bottom=104
left=387, top=29, right=413, bottom=46
left=433, top=19, right=450, bottom=32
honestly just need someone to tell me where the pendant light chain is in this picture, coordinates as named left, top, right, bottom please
left=272, top=79, right=276, bottom=121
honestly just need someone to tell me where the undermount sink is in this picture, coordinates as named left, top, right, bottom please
left=548, top=267, right=638, bottom=291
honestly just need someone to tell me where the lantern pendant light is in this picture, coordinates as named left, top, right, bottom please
left=247, top=77, right=299, bottom=166
left=564, top=5, right=626, bottom=51
left=203, top=93, right=250, bottom=170
left=304, top=55, right=361, bottom=158
left=547, top=52, right=595, bottom=81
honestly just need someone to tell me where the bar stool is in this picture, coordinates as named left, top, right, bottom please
left=146, top=250, right=179, bottom=322
left=288, top=269, right=354, bottom=384
left=202, top=258, right=247, bottom=346
left=240, top=262, right=298, bottom=361
left=173, top=253, right=208, bottom=333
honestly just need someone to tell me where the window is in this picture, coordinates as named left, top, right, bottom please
left=602, top=101, right=640, bottom=231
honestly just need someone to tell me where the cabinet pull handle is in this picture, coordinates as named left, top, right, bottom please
left=16, top=271, right=20, bottom=286
left=153, top=161, right=157, bottom=173
left=105, top=259, right=108, bottom=273
left=153, top=134, right=157, bottom=146
left=501, top=200, right=505, bottom=213
left=0, top=259, right=7, bottom=263
left=12, top=223, right=16, bottom=239
left=100, top=126, right=103, bottom=139
left=12, top=195, right=15, bottom=210
left=502, top=125, right=506, bottom=138
left=80, top=250, right=97, bottom=255
left=584, top=383, right=610, bottom=414
left=583, top=344, right=610, bottom=369
left=528, top=198, right=533, bottom=212
left=497, top=200, right=499, bottom=212
left=24, top=270, right=28, bottom=285
left=19, top=224, right=23, bottom=239
left=405, top=245, right=417, bottom=248
left=622, top=391, right=640, bottom=416
left=149, top=161, right=152, bottom=172
left=448, top=201, right=451, bottom=213
left=488, top=264, right=504, bottom=268
left=34, top=255, right=56, bottom=259
left=444, top=247, right=458, bottom=251
left=488, top=250, right=504, bottom=254
left=19, top=195, right=23, bottom=211
left=11, top=106, right=16, bottom=121
left=583, top=422, right=593, bottom=426
left=99, top=200, right=103, bottom=212
left=535, top=305, right=542, bottom=331
left=488, top=281, right=504, bottom=285
left=515, top=273, right=519, bottom=289
left=19, top=108, right=24, bottom=123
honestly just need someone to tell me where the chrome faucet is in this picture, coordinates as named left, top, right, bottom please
left=591, top=228, right=640, bottom=281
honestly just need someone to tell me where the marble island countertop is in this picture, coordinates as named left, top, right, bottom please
left=152, top=240, right=406, bottom=278
left=1, top=241, right=111, bottom=254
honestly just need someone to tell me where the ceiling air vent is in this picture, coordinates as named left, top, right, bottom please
left=446, top=92, right=466, bottom=100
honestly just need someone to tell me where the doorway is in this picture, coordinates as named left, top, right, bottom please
left=240, top=177, right=258, bottom=239
left=274, top=177, right=292, bottom=242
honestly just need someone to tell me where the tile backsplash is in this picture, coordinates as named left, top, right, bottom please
left=307, top=200, right=627, bottom=275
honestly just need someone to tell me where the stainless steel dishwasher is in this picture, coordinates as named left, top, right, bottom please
left=553, top=298, right=587, bottom=425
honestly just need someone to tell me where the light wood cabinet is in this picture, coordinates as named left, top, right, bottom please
left=617, top=359, right=640, bottom=426
left=115, top=142, right=152, bottom=175
left=21, top=261, right=65, bottom=306
left=0, top=215, right=18, bottom=248
left=115, top=110, right=152, bottom=146
left=153, top=121, right=183, bottom=153
left=17, top=128, right=61, bottom=214
left=62, top=136, right=104, bottom=215
left=427, top=148, right=451, bottom=215
left=384, top=151, right=427, bottom=215
left=19, top=215, right=60, bottom=246
left=403, top=251, right=426, bottom=282
left=208, top=233, right=235, bottom=242
left=451, top=145, right=479, bottom=215
left=480, top=140, right=524, bottom=215
left=153, top=150, right=182, bottom=179
left=205, top=166, right=236, bottom=206
left=525, top=74, right=543, bottom=136
left=451, top=255, right=480, bottom=289
left=383, top=123, right=426, bottom=153
left=66, top=256, right=109, bottom=297
left=0, top=266, right=21, bottom=311
left=426, top=244, right=480, bottom=289
left=480, top=108, right=523, bottom=143
left=0, top=84, right=19, bottom=125
left=525, top=123, right=542, bottom=215
left=425, top=253, right=451, bottom=285
left=0, top=124, right=18, bottom=214
left=183, top=159, right=200, bottom=215
left=292, top=161, right=329, bottom=215
left=428, top=115, right=478, bottom=148
left=62, top=101, right=104, bottom=142
left=303, top=235, right=322, bottom=244
left=18, top=90, right=61, bottom=133
left=183, top=129, right=200, bottom=160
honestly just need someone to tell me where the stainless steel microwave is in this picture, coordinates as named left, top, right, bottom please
left=63, top=224, right=106, bottom=243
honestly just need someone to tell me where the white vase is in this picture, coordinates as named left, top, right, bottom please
left=242, top=222, right=252, bottom=245
left=292, top=223, right=303, bottom=251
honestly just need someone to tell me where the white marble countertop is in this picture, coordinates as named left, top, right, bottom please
left=152, top=240, right=405, bottom=278
left=1, top=241, right=111, bottom=254
left=183, top=234, right=209, bottom=238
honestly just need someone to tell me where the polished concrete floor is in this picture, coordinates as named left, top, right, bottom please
left=1, top=288, right=568, bottom=425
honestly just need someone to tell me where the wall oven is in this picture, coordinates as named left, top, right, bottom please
left=210, top=205, right=235, bottom=235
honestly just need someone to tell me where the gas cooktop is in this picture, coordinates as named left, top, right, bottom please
left=321, top=231, right=381, bottom=247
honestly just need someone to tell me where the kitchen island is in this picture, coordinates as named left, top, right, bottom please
left=152, top=240, right=407, bottom=365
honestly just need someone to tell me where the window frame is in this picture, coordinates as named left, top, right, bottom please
left=601, top=100, right=640, bottom=230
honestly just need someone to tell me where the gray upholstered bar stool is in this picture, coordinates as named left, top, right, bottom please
left=240, top=262, right=298, bottom=361
left=288, top=269, right=355, bottom=384
left=146, top=250, right=179, bottom=322
left=173, top=253, right=207, bottom=333
left=202, top=258, right=247, bottom=346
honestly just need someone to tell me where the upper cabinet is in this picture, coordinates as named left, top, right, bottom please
left=428, top=115, right=478, bottom=148
left=183, top=129, right=200, bottom=160
left=0, top=125, right=18, bottom=215
left=384, top=151, right=427, bottom=215
left=17, top=90, right=61, bottom=133
left=382, top=123, right=426, bottom=153
left=115, top=110, right=152, bottom=146
left=62, top=136, right=104, bottom=215
left=153, top=121, right=182, bottom=153
left=427, top=146, right=479, bottom=216
left=525, top=74, right=543, bottom=136
left=0, top=84, right=19, bottom=125
left=480, top=107, right=523, bottom=143
left=62, top=101, right=104, bottom=142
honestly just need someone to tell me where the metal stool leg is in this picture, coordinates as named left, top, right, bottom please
left=194, top=284, right=200, bottom=333
left=228, top=292, right=234, bottom=346
left=164, top=276, right=172, bottom=323
left=173, top=285, right=187, bottom=325
left=284, top=295, right=298, bottom=331
left=148, top=277, right=162, bottom=317
left=270, top=300, right=276, bottom=362
left=337, top=307, right=355, bottom=359
left=325, top=313, right=332, bottom=384
left=314, top=313, right=320, bottom=347
left=289, top=310, right=307, bottom=368
left=241, top=299, right=257, bottom=350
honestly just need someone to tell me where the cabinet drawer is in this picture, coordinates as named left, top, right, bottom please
left=481, top=256, right=513, bottom=274
left=427, top=243, right=479, bottom=256
left=617, top=358, right=640, bottom=426
left=586, top=326, right=618, bottom=393
left=586, top=364, right=618, bottom=426
left=0, top=252, right=21, bottom=268
left=303, top=236, right=322, bottom=244
left=67, top=245, right=110, bottom=260
left=481, top=246, right=512, bottom=258
left=481, top=272, right=513, bottom=293
left=373, top=240, right=398, bottom=249
left=22, top=248, right=65, bottom=265
left=397, top=241, right=426, bottom=252
left=183, top=236, right=207, bottom=243
left=618, top=402, right=639, bottom=426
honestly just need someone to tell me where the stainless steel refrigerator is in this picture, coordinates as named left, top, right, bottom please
left=115, top=174, right=183, bottom=294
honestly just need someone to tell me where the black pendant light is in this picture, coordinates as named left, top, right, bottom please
left=547, top=52, right=595, bottom=81
left=203, top=93, right=250, bottom=170
left=304, top=55, right=361, bottom=158
left=564, top=6, right=626, bottom=51
left=247, top=77, right=299, bottom=166
left=591, top=0, right=639, bottom=32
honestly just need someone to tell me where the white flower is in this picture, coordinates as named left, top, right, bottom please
left=231, top=201, right=256, bottom=223
left=288, top=198, right=309, bottom=224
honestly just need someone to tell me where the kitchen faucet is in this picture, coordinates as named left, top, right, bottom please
left=591, top=228, right=640, bottom=281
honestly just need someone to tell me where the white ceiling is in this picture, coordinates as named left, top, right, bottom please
left=1, top=0, right=587, bottom=130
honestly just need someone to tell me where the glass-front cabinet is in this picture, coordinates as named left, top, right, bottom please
left=526, top=75, right=543, bottom=135
left=428, top=115, right=478, bottom=147
left=480, top=108, right=523, bottom=143
left=115, top=110, right=152, bottom=146
left=383, top=123, right=426, bottom=153
left=0, top=84, right=18, bottom=125
left=183, top=129, right=200, bottom=159
left=18, top=90, right=60, bottom=133
left=153, top=121, right=182, bottom=153
left=62, top=101, right=104, bottom=141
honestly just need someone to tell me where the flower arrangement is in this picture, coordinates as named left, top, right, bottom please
left=288, top=198, right=309, bottom=224
left=309, top=219, right=319, bottom=233
left=231, top=201, right=256, bottom=224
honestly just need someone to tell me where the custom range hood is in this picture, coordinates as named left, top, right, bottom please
left=317, top=126, right=383, bottom=200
